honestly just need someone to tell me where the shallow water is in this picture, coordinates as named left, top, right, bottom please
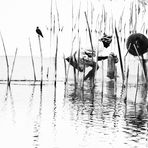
left=0, top=57, right=148, bottom=148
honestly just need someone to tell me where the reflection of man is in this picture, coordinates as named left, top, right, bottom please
left=66, top=33, right=113, bottom=80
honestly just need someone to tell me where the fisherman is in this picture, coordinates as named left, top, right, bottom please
left=66, top=33, right=113, bottom=80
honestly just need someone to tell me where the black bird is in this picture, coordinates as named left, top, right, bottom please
left=126, top=33, right=148, bottom=56
left=36, top=26, right=43, bottom=38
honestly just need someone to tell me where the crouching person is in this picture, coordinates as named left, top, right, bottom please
left=66, top=49, right=109, bottom=80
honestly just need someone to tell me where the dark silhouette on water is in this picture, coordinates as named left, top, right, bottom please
left=36, top=27, right=43, bottom=38
left=126, top=33, right=148, bottom=56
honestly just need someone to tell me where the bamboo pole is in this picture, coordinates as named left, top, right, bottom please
left=101, top=60, right=104, bottom=98
left=65, top=36, right=76, bottom=84
left=0, top=32, right=10, bottom=85
left=84, top=12, right=94, bottom=60
left=9, top=48, right=18, bottom=82
left=54, top=35, right=58, bottom=87
left=134, top=64, right=139, bottom=104
left=77, top=39, right=81, bottom=82
left=133, top=44, right=147, bottom=82
left=115, top=27, right=124, bottom=82
left=55, top=0, right=60, bottom=31
left=124, top=65, right=129, bottom=103
left=50, top=0, right=53, bottom=47
left=29, top=38, right=36, bottom=82
left=38, top=35, right=43, bottom=86
left=63, top=54, right=67, bottom=84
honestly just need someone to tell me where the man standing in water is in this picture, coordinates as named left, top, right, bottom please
left=66, top=33, right=114, bottom=80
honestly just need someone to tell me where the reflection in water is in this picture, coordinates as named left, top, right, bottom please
left=33, top=86, right=43, bottom=148
left=1, top=85, right=16, bottom=124
left=106, top=79, right=117, bottom=99
left=9, top=86, right=16, bottom=124
left=123, top=83, right=148, bottom=147
left=0, top=79, right=148, bottom=148
left=28, top=84, right=36, bottom=113
left=65, top=79, right=148, bottom=147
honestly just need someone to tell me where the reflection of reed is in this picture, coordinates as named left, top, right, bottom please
left=33, top=87, right=43, bottom=148
left=106, top=80, right=116, bottom=99
left=28, top=84, right=36, bottom=113
left=2, top=85, right=16, bottom=124
left=9, top=86, right=16, bottom=124
left=53, top=82, right=57, bottom=127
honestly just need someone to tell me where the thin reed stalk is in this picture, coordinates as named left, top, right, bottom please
left=101, top=60, right=104, bottom=98
left=65, top=36, right=76, bottom=84
left=81, top=58, right=85, bottom=89
left=134, top=64, right=139, bottom=104
left=29, top=38, right=36, bottom=81
left=115, top=27, right=124, bottom=82
left=50, top=0, right=53, bottom=47
left=63, top=54, right=67, bottom=84
left=124, top=65, right=129, bottom=102
left=0, top=32, right=10, bottom=85
left=133, top=44, right=147, bottom=82
left=94, top=48, right=99, bottom=80
left=9, top=48, right=18, bottom=82
left=124, top=43, right=131, bottom=77
left=84, top=11, right=95, bottom=86
left=76, top=2, right=81, bottom=82
left=53, top=15, right=55, bottom=35
left=73, top=67, right=77, bottom=87
left=55, top=0, right=60, bottom=31
left=38, top=35, right=43, bottom=86
left=54, top=35, right=58, bottom=87
left=84, top=12, right=94, bottom=60
left=77, top=39, right=81, bottom=82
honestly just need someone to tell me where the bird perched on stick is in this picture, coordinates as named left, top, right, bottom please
left=36, top=26, right=43, bottom=38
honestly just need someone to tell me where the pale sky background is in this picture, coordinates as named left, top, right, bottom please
left=0, top=0, right=147, bottom=57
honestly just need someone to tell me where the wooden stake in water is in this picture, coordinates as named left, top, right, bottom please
left=115, top=27, right=124, bottom=82
left=54, top=35, right=58, bottom=87
left=50, top=0, right=53, bottom=47
left=134, top=64, right=139, bottom=104
left=84, top=12, right=94, bottom=61
left=133, top=44, right=147, bottom=82
left=9, top=48, right=18, bottom=82
left=29, top=38, right=36, bottom=82
left=124, top=65, right=129, bottom=103
left=101, top=60, right=104, bottom=98
left=0, top=32, right=10, bottom=85
left=38, top=35, right=43, bottom=86
left=63, top=54, right=67, bottom=84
